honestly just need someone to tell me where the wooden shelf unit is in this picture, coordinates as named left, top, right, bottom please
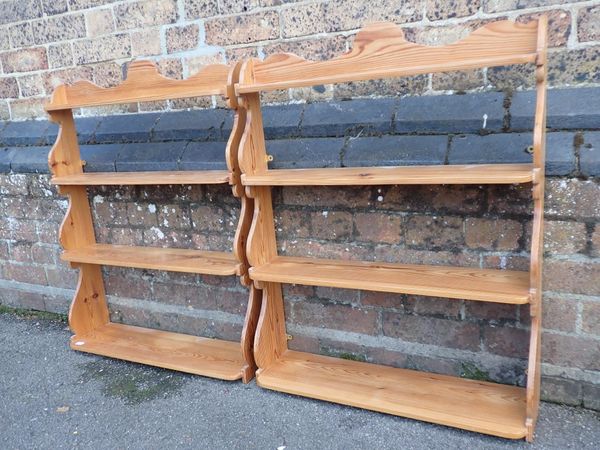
left=235, top=19, right=548, bottom=440
left=46, top=60, right=260, bottom=383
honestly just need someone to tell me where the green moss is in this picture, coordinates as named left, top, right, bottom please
left=79, top=360, right=189, bottom=405
left=460, top=362, right=492, bottom=382
left=0, top=304, right=67, bottom=322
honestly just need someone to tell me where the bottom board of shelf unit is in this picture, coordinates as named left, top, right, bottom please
left=71, top=322, right=245, bottom=380
left=257, top=351, right=527, bottom=439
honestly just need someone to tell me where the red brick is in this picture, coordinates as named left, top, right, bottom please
left=544, top=259, right=600, bottom=295
left=545, top=178, right=600, bottom=219
left=46, top=266, right=78, bottom=289
left=314, top=287, right=359, bottom=305
left=280, top=2, right=329, bottom=38
left=382, top=312, right=480, bottom=351
left=264, top=35, right=347, bottom=61
left=354, top=212, right=403, bottom=244
left=184, top=0, right=219, bottom=19
left=109, top=227, right=144, bottom=246
left=190, top=204, right=228, bottom=232
left=0, top=47, right=47, bottom=73
left=293, top=301, right=379, bottom=335
left=32, top=13, right=86, bottom=44
left=465, top=301, right=517, bottom=322
left=409, top=354, right=459, bottom=377
left=465, top=218, right=522, bottom=251
left=105, top=270, right=152, bottom=299
left=282, top=186, right=371, bottom=209
left=288, top=333, right=320, bottom=353
left=0, top=287, right=45, bottom=310
left=42, top=67, right=94, bottom=94
left=275, top=209, right=311, bottom=238
left=591, top=225, right=600, bottom=258
left=405, top=295, right=461, bottom=318
left=582, top=302, right=600, bottom=336
left=72, top=34, right=131, bottom=65
left=577, top=5, right=600, bottom=42
left=153, top=281, right=216, bottom=309
left=483, top=325, right=529, bottom=358
left=544, top=220, right=587, bottom=255
left=361, top=291, right=404, bottom=309
left=3, top=262, right=46, bottom=285
left=31, top=244, right=57, bottom=265
left=543, top=332, right=600, bottom=371
left=131, top=28, right=162, bottom=57
left=486, top=183, right=532, bottom=215
left=18, top=74, right=45, bottom=97
left=127, top=203, right=158, bottom=227
left=93, top=201, right=128, bottom=227
left=36, top=221, right=58, bottom=244
left=205, top=11, right=279, bottom=45
left=405, top=215, right=463, bottom=248
left=0, top=218, right=37, bottom=242
left=86, top=8, right=115, bottom=37
left=47, top=43, right=73, bottom=69
left=280, top=238, right=371, bottom=261
left=10, top=98, right=46, bottom=120
left=311, top=210, right=352, bottom=240
left=8, top=241, right=33, bottom=263
left=541, top=295, right=577, bottom=333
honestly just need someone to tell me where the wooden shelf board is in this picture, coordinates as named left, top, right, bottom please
left=62, top=244, right=239, bottom=276
left=258, top=350, right=527, bottom=439
left=250, top=256, right=530, bottom=304
left=51, top=170, right=230, bottom=186
left=71, top=323, right=245, bottom=380
left=242, top=164, right=534, bottom=186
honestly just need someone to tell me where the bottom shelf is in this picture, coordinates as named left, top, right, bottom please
left=71, top=322, right=246, bottom=380
left=257, top=350, right=527, bottom=439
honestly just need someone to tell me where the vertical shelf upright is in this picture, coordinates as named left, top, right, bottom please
left=235, top=19, right=548, bottom=439
left=46, top=60, right=260, bottom=382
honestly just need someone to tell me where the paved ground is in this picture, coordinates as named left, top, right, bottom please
left=1, top=312, right=599, bottom=450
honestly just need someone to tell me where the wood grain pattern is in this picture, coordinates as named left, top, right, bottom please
left=52, top=170, right=230, bottom=186
left=526, top=16, right=548, bottom=441
left=62, top=244, right=239, bottom=276
left=46, top=60, right=229, bottom=111
left=242, top=164, right=534, bottom=186
left=72, top=322, right=246, bottom=380
left=257, top=350, right=527, bottom=439
left=250, top=256, right=530, bottom=304
left=236, top=21, right=538, bottom=93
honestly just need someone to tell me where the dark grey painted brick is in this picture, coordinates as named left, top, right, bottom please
left=266, top=138, right=344, bottom=169
left=449, top=133, right=533, bottom=164
left=0, top=120, right=51, bottom=146
left=301, top=99, right=395, bottom=137
left=344, top=135, right=448, bottom=167
left=262, top=104, right=304, bottom=139
left=41, top=122, right=59, bottom=146
left=80, top=144, right=122, bottom=173
left=220, top=109, right=236, bottom=140
left=510, top=88, right=600, bottom=131
left=179, top=141, right=228, bottom=170
left=116, top=142, right=184, bottom=171
left=396, top=92, right=504, bottom=134
left=152, top=109, right=227, bottom=141
left=581, top=132, right=600, bottom=177
left=546, top=132, right=576, bottom=176
left=10, top=146, right=50, bottom=173
left=94, top=113, right=161, bottom=143
left=74, top=116, right=103, bottom=144
left=0, top=147, right=17, bottom=172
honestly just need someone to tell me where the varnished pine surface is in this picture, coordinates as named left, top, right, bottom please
left=250, top=256, right=530, bottom=304
left=46, top=60, right=229, bottom=111
left=258, top=350, right=527, bottom=439
left=241, top=164, right=534, bottom=186
left=237, top=21, right=538, bottom=93
left=62, top=244, right=239, bottom=276
left=52, top=170, right=230, bottom=186
left=71, top=323, right=245, bottom=380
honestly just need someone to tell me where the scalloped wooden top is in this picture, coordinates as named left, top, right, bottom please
left=46, top=60, right=230, bottom=111
left=236, top=19, right=544, bottom=93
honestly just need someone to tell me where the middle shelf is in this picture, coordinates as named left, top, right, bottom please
left=51, top=170, right=230, bottom=186
left=249, top=256, right=530, bottom=304
left=241, top=164, right=534, bottom=186
left=62, top=244, right=239, bottom=275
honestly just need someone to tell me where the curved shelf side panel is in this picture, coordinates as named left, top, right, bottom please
left=237, top=20, right=540, bottom=92
left=46, top=60, right=230, bottom=111
left=68, top=263, right=110, bottom=335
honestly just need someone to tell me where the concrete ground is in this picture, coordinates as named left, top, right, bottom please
left=1, top=311, right=599, bottom=450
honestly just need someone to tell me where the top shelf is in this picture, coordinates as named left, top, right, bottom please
left=242, top=164, right=534, bottom=186
left=51, top=170, right=230, bottom=186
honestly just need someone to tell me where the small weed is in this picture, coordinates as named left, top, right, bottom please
left=460, top=362, right=492, bottom=382
left=0, top=304, right=67, bottom=322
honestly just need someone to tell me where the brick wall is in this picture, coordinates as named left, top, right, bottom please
left=1, top=89, right=600, bottom=409
left=1, top=0, right=600, bottom=120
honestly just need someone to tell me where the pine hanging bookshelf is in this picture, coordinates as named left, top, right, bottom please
left=45, top=60, right=261, bottom=383
left=235, top=19, right=548, bottom=440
